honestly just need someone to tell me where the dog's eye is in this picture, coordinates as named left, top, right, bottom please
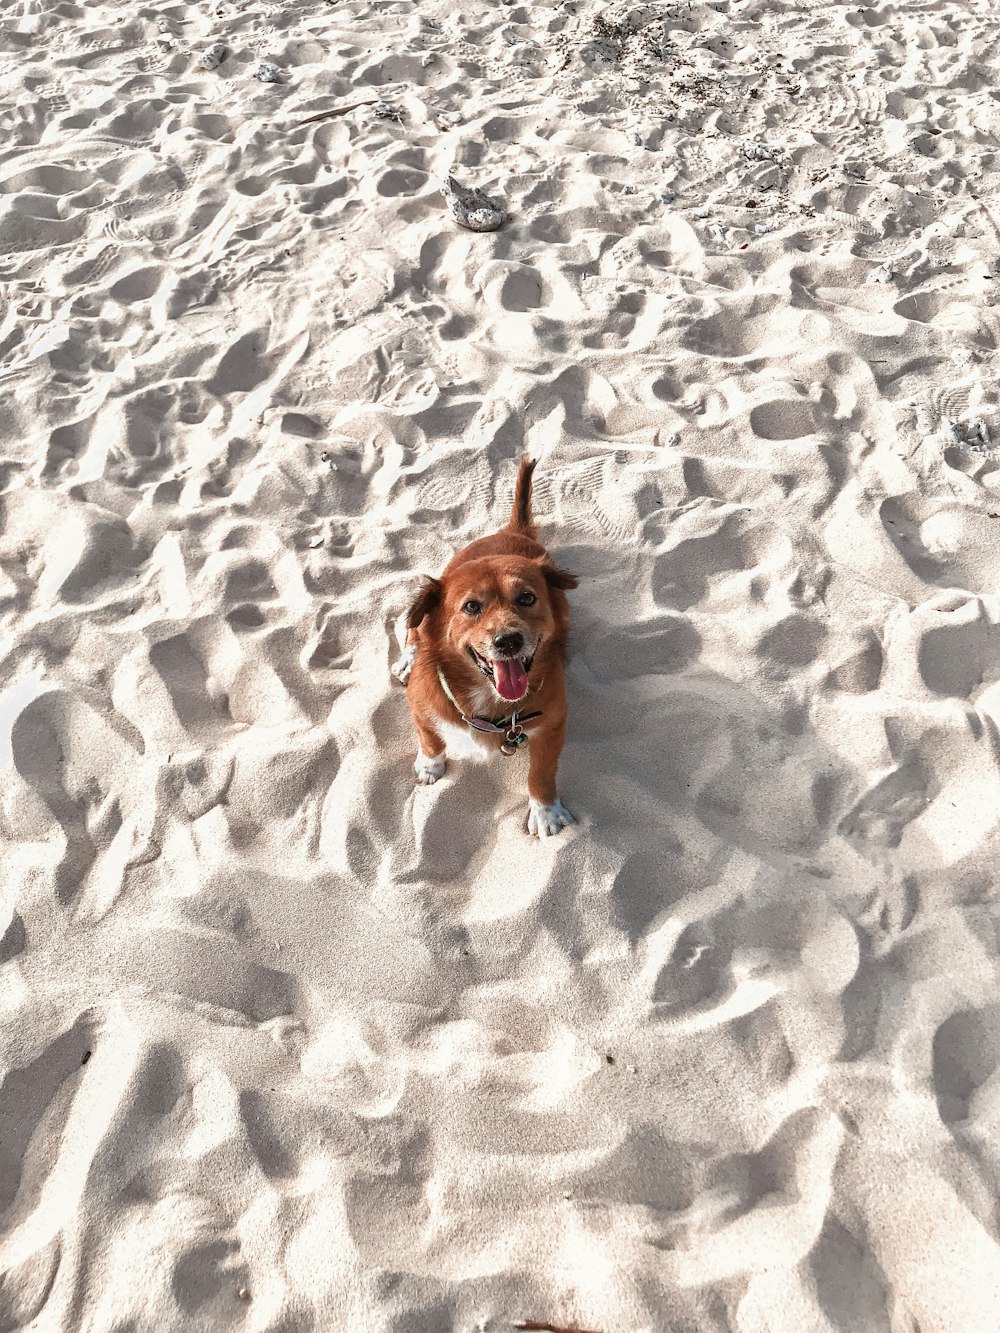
left=516, top=591, right=537, bottom=607
left=462, top=599, right=482, bottom=616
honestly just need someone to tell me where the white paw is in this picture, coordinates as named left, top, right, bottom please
left=415, top=750, right=446, bottom=785
left=527, top=798, right=574, bottom=838
left=391, top=643, right=417, bottom=685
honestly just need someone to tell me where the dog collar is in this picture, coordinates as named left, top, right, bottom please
left=436, top=668, right=542, bottom=755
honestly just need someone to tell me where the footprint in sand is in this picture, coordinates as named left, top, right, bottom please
left=881, top=493, right=1000, bottom=595
left=933, top=1005, right=1000, bottom=1126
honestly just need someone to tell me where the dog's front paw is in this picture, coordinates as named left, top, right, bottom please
left=527, top=798, right=574, bottom=838
left=391, top=643, right=417, bottom=685
left=415, top=750, right=446, bottom=785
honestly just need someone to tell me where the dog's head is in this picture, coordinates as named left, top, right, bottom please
left=407, top=556, right=577, bottom=704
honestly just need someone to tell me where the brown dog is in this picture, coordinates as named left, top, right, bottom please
left=392, top=457, right=577, bottom=837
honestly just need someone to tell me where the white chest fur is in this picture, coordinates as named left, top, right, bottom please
left=435, top=716, right=492, bottom=762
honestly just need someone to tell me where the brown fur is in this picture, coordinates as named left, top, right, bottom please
left=398, top=457, right=577, bottom=827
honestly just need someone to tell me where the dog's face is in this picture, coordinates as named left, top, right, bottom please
left=409, top=556, right=576, bottom=704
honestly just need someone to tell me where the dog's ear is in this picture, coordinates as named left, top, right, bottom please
left=406, top=576, right=443, bottom=629
left=539, top=562, right=578, bottom=592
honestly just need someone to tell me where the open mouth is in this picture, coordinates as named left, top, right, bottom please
left=468, top=647, right=534, bottom=702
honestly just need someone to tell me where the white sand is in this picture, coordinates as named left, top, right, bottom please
left=2, top=0, right=1000, bottom=1327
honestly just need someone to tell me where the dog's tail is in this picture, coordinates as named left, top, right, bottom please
left=508, top=456, right=538, bottom=537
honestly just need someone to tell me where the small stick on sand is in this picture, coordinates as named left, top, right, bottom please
left=515, top=1321, right=605, bottom=1333
left=295, top=99, right=381, bottom=125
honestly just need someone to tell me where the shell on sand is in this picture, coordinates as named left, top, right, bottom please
left=442, top=175, right=507, bottom=231
left=200, top=43, right=226, bottom=70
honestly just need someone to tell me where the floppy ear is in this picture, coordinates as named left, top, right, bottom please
left=540, top=562, right=578, bottom=592
left=406, top=576, right=443, bottom=629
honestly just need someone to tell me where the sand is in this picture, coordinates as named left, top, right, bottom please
left=2, top=0, right=1000, bottom=1328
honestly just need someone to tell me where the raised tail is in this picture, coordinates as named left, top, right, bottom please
left=508, top=456, right=538, bottom=536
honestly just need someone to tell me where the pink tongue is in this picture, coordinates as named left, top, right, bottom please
left=493, top=657, right=528, bottom=701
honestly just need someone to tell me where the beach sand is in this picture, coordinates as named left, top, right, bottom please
left=2, top=0, right=1000, bottom=1328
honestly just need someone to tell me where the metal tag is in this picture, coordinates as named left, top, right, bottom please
left=500, top=725, right=526, bottom=757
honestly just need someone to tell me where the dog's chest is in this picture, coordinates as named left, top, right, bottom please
left=436, top=716, right=492, bottom=762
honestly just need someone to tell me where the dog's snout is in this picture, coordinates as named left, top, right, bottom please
left=492, top=630, right=524, bottom=657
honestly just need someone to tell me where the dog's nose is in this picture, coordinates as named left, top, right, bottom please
left=492, top=630, right=524, bottom=657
